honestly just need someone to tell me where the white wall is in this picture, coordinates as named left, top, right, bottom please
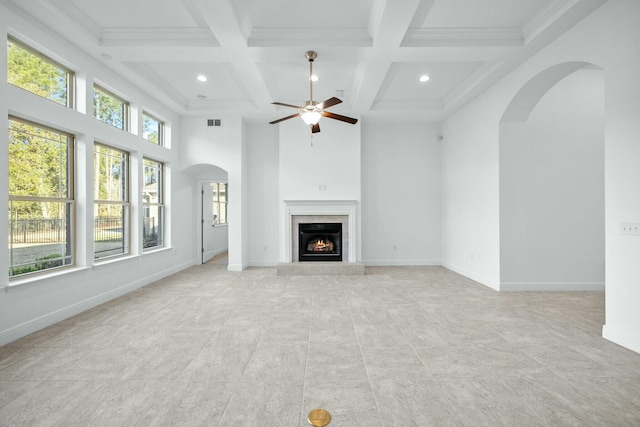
left=278, top=119, right=361, bottom=261
left=0, top=3, right=193, bottom=345
left=247, top=123, right=280, bottom=266
left=278, top=119, right=361, bottom=201
left=180, top=115, right=248, bottom=270
left=599, top=0, right=640, bottom=354
left=441, top=0, right=640, bottom=352
left=441, top=101, right=501, bottom=289
left=500, top=69, right=605, bottom=290
left=361, top=120, right=441, bottom=265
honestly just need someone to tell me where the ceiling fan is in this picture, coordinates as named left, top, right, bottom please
left=269, top=50, right=358, bottom=134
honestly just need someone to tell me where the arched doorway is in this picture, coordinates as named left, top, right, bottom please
left=499, top=62, right=605, bottom=290
left=182, top=164, right=229, bottom=265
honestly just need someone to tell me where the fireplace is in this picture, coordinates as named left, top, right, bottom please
left=298, top=223, right=342, bottom=262
left=283, top=200, right=357, bottom=263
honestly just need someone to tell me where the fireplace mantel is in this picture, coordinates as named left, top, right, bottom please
left=283, top=200, right=357, bottom=262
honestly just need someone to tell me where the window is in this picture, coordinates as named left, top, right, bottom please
left=93, top=85, right=128, bottom=130
left=212, top=183, right=227, bottom=225
left=7, top=36, right=74, bottom=108
left=94, top=144, right=129, bottom=260
left=142, top=112, right=163, bottom=145
left=8, top=117, right=74, bottom=277
left=142, top=159, right=164, bottom=249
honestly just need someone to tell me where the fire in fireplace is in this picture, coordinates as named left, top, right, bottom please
left=299, top=223, right=342, bottom=262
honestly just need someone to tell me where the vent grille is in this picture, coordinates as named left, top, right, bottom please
left=207, top=119, right=222, bottom=127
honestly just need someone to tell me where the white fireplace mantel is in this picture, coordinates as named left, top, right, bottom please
left=283, top=200, right=357, bottom=262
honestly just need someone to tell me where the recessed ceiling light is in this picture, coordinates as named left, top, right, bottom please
left=419, top=74, right=430, bottom=82
left=197, top=74, right=208, bottom=82
left=310, top=74, right=319, bottom=82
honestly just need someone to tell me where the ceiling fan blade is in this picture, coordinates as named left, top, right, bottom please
left=269, top=112, right=301, bottom=124
left=317, top=97, right=342, bottom=109
left=311, top=123, right=320, bottom=133
left=272, top=102, right=301, bottom=109
left=322, top=111, right=358, bottom=125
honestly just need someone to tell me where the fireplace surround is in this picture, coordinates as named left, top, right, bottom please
left=283, top=200, right=357, bottom=263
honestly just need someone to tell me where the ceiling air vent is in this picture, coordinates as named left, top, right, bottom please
left=207, top=119, right=222, bottom=127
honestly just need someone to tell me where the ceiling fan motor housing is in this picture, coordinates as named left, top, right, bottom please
left=303, top=100, right=319, bottom=110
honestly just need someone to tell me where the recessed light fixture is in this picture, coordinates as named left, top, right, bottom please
left=197, top=74, right=208, bottom=82
left=310, top=74, right=319, bottom=82
left=419, top=74, right=430, bottom=82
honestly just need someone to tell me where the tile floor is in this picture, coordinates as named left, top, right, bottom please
left=1, top=263, right=640, bottom=426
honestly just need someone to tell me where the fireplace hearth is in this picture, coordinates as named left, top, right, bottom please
left=299, top=223, right=342, bottom=262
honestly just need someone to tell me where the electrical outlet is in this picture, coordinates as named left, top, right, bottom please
left=620, top=222, right=640, bottom=235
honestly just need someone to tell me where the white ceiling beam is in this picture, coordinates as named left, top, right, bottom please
left=351, top=0, right=423, bottom=113
left=193, top=0, right=272, bottom=110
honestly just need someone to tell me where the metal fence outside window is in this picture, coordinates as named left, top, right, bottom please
left=9, top=217, right=124, bottom=244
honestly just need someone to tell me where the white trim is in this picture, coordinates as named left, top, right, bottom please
left=227, top=263, right=246, bottom=272
left=0, top=260, right=193, bottom=346
left=283, top=200, right=358, bottom=263
left=403, top=27, right=523, bottom=47
left=501, top=281, right=605, bottom=291
left=603, top=324, right=640, bottom=355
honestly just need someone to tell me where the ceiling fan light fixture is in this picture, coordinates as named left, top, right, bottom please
left=301, top=110, right=321, bottom=125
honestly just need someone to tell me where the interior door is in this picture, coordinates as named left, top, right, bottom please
left=201, top=183, right=215, bottom=263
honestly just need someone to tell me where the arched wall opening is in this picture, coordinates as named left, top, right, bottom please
left=182, top=163, right=229, bottom=266
left=499, top=62, right=605, bottom=290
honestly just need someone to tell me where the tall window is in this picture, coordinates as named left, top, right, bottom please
left=93, top=85, right=128, bottom=130
left=8, top=117, right=74, bottom=277
left=7, top=37, right=74, bottom=108
left=142, top=159, right=164, bottom=249
left=94, top=144, right=129, bottom=260
left=142, top=112, right=164, bottom=146
left=212, top=183, right=227, bottom=225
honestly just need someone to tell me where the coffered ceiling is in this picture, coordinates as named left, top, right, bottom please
left=5, top=0, right=606, bottom=122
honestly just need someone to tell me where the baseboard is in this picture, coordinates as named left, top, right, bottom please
left=227, top=263, right=246, bottom=272
left=501, top=281, right=605, bottom=291
left=0, top=260, right=193, bottom=347
left=440, top=260, right=500, bottom=291
left=363, top=259, right=441, bottom=267
left=603, top=324, right=640, bottom=354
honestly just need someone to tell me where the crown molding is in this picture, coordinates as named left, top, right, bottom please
left=48, top=0, right=101, bottom=40
left=402, top=27, right=523, bottom=47
left=101, top=28, right=219, bottom=47
left=522, top=0, right=578, bottom=44
left=248, top=27, right=373, bottom=47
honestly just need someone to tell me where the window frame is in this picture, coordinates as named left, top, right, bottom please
left=142, top=111, right=164, bottom=146
left=93, top=84, right=130, bottom=131
left=93, top=143, right=130, bottom=261
left=142, top=158, right=165, bottom=251
left=8, top=116, right=75, bottom=278
left=7, top=36, right=75, bottom=109
left=212, top=182, right=228, bottom=225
